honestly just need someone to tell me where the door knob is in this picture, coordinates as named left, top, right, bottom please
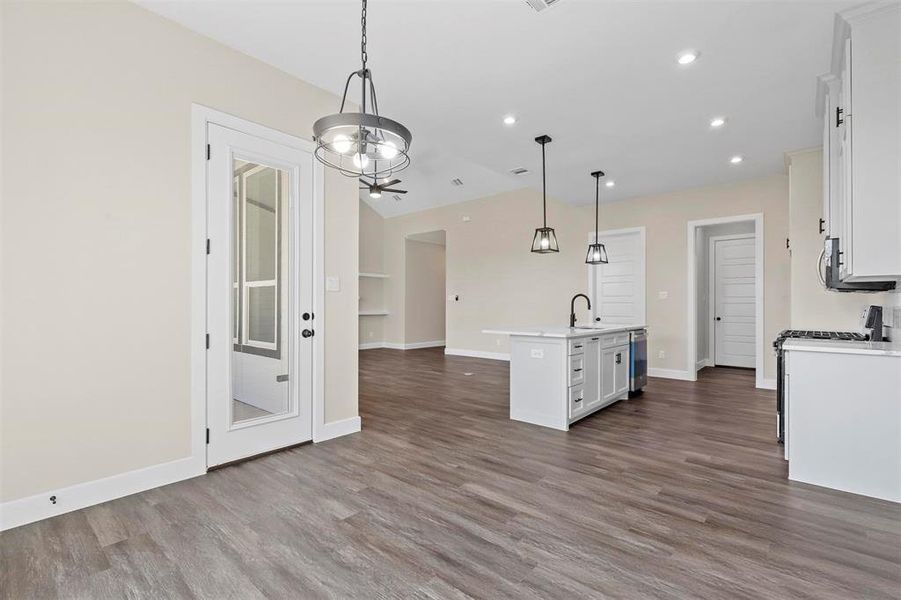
left=715, top=317, right=722, bottom=321
left=302, top=312, right=313, bottom=321
left=302, top=329, right=314, bottom=338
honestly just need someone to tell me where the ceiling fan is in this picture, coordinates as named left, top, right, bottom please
left=360, top=177, right=407, bottom=199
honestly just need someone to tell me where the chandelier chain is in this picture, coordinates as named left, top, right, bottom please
left=361, top=0, right=368, bottom=70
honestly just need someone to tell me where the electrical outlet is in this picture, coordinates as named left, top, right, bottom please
left=496, top=339, right=502, bottom=346
left=530, top=348, right=544, bottom=359
left=658, top=291, right=668, bottom=300
left=368, top=331, right=374, bottom=338
left=658, top=350, right=665, bottom=359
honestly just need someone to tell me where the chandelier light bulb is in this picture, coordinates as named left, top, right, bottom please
left=353, top=153, right=370, bottom=169
left=540, top=236, right=550, bottom=250
left=379, top=140, right=398, bottom=159
left=331, top=135, right=352, bottom=154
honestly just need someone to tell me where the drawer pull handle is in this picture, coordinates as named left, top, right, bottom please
left=574, top=345, right=582, bottom=349
left=574, top=368, right=582, bottom=372
left=615, top=353, right=622, bottom=364
left=591, top=337, right=599, bottom=341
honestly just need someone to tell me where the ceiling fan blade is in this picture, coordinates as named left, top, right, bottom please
left=381, top=188, right=408, bottom=194
left=380, top=179, right=401, bottom=188
left=359, top=186, right=370, bottom=190
left=358, top=178, right=372, bottom=185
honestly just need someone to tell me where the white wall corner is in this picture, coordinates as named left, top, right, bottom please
left=314, top=416, right=362, bottom=443
left=0, top=456, right=205, bottom=532
left=757, top=378, right=777, bottom=390
left=695, top=358, right=713, bottom=371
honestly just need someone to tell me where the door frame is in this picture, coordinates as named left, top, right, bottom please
left=708, top=233, right=756, bottom=368
left=586, top=226, right=647, bottom=325
left=686, top=214, right=766, bottom=389
left=191, top=104, right=325, bottom=470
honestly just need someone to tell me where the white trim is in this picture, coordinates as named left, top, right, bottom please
left=648, top=368, right=695, bottom=381
left=686, top=213, right=765, bottom=388
left=360, top=340, right=446, bottom=350
left=708, top=232, right=756, bottom=367
left=359, top=310, right=390, bottom=316
left=444, top=348, right=511, bottom=361
left=0, top=457, right=202, bottom=532
left=359, top=272, right=389, bottom=279
left=587, top=226, right=647, bottom=326
left=758, top=378, right=777, bottom=390
left=315, top=416, right=361, bottom=442
left=695, top=358, right=713, bottom=371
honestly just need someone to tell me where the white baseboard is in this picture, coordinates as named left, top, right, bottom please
left=757, top=378, right=776, bottom=390
left=314, top=416, right=361, bottom=442
left=0, top=456, right=204, bottom=532
left=695, top=358, right=713, bottom=370
left=359, top=341, right=384, bottom=350
left=444, top=348, right=510, bottom=361
left=404, top=340, right=445, bottom=349
left=648, top=367, right=696, bottom=381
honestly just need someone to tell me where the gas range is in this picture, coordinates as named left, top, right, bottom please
left=773, top=329, right=868, bottom=444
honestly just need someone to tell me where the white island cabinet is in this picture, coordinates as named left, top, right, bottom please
left=483, top=326, right=645, bottom=431
left=784, top=339, right=901, bottom=503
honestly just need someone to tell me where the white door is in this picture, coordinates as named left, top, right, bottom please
left=713, top=236, right=756, bottom=368
left=207, top=124, right=314, bottom=467
left=589, top=229, right=646, bottom=325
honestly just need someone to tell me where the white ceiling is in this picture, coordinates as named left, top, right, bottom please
left=138, top=0, right=849, bottom=218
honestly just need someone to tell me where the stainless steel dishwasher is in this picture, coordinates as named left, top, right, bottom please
left=629, top=329, right=648, bottom=395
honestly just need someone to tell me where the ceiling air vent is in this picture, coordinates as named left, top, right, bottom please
left=510, top=167, right=529, bottom=175
left=451, top=178, right=464, bottom=186
left=524, top=0, right=563, bottom=13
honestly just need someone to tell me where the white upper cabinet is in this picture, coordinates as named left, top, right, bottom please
left=817, top=4, right=901, bottom=282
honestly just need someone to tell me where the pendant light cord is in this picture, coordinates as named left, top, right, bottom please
left=594, top=174, right=599, bottom=240
left=361, top=0, right=368, bottom=71
left=541, top=141, right=548, bottom=228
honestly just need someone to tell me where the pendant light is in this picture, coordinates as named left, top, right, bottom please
left=531, top=135, right=559, bottom=253
left=312, top=0, right=412, bottom=178
left=585, top=170, right=609, bottom=265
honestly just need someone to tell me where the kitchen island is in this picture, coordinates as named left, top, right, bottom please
left=483, top=325, right=647, bottom=430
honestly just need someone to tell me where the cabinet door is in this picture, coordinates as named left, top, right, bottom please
left=582, top=337, right=601, bottom=409
left=600, top=346, right=617, bottom=403
left=839, top=38, right=853, bottom=279
left=613, top=345, right=630, bottom=397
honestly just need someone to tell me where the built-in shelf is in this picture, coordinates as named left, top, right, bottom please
left=359, top=272, right=389, bottom=279
left=359, top=310, right=389, bottom=316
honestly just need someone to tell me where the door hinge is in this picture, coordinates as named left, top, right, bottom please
left=206, top=428, right=210, bottom=444
left=818, top=218, right=825, bottom=234
left=205, top=333, right=210, bottom=349
left=206, top=238, right=210, bottom=254
left=835, top=107, right=844, bottom=127
left=206, top=144, right=211, bottom=160
left=786, top=237, right=790, bottom=249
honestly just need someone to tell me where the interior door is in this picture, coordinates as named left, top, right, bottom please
left=590, top=230, right=645, bottom=325
left=713, top=236, right=756, bottom=368
left=207, top=124, right=313, bottom=467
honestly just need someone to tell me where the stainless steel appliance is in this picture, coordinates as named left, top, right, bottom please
left=773, top=329, right=867, bottom=443
left=629, top=329, right=647, bottom=395
left=819, top=238, right=895, bottom=292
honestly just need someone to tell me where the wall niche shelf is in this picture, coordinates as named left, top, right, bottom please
left=359, top=310, right=389, bottom=316
left=359, top=272, right=390, bottom=279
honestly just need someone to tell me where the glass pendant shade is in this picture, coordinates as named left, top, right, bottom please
left=585, top=242, right=608, bottom=265
left=532, top=227, right=559, bottom=253
left=312, top=0, right=411, bottom=179
left=531, top=135, right=559, bottom=254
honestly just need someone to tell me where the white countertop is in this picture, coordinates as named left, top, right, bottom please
left=482, top=324, right=646, bottom=339
left=782, top=338, right=901, bottom=357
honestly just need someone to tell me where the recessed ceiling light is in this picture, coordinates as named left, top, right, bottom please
left=503, top=115, right=517, bottom=125
left=710, top=117, right=726, bottom=128
left=605, top=181, right=615, bottom=188
left=677, top=50, right=698, bottom=65
left=730, top=155, right=744, bottom=164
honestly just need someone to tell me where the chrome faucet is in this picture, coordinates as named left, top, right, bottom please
left=570, top=294, right=591, bottom=328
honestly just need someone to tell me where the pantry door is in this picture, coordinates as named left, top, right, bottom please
left=206, top=123, right=314, bottom=467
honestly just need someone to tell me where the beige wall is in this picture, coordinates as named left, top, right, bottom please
left=0, top=1, right=358, bottom=502
left=381, top=175, right=789, bottom=379
left=787, top=148, right=898, bottom=334
left=359, top=200, right=385, bottom=345
left=404, top=239, right=446, bottom=344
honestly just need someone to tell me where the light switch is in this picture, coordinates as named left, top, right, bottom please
left=658, top=291, right=668, bottom=300
left=530, top=348, right=544, bottom=359
left=326, top=276, right=340, bottom=292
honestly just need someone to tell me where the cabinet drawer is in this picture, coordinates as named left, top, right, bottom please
left=568, top=338, right=587, bottom=355
left=568, top=354, right=585, bottom=386
left=602, top=332, right=630, bottom=348
left=568, top=384, right=585, bottom=418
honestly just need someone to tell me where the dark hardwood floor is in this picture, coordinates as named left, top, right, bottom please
left=3, top=348, right=900, bottom=599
